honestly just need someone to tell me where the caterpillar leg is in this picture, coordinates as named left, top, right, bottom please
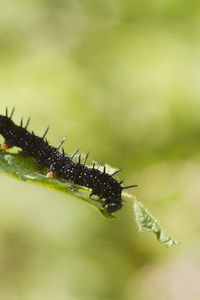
left=47, top=170, right=57, bottom=178
left=19, top=150, right=30, bottom=157
left=31, top=160, right=46, bottom=171
left=36, top=163, right=46, bottom=171
left=89, top=191, right=94, bottom=198
left=1, top=141, right=13, bottom=150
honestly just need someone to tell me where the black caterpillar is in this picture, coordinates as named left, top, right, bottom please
left=0, top=108, right=137, bottom=213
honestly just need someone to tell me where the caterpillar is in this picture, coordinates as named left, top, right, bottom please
left=0, top=108, right=137, bottom=213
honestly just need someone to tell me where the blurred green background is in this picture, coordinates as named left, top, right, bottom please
left=1, top=0, right=200, bottom=299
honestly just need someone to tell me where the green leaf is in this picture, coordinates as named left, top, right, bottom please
left=0, top=151, right=115, bottom=218
left=0, top=151, right=178, bottom=246
left=132, top=197, right=178, bottom=247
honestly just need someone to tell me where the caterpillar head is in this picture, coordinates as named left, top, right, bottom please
left=107, top=201, right=122, bottom=213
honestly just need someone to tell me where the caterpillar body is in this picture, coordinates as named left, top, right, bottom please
left=0, top=108, right=137, bottom=213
